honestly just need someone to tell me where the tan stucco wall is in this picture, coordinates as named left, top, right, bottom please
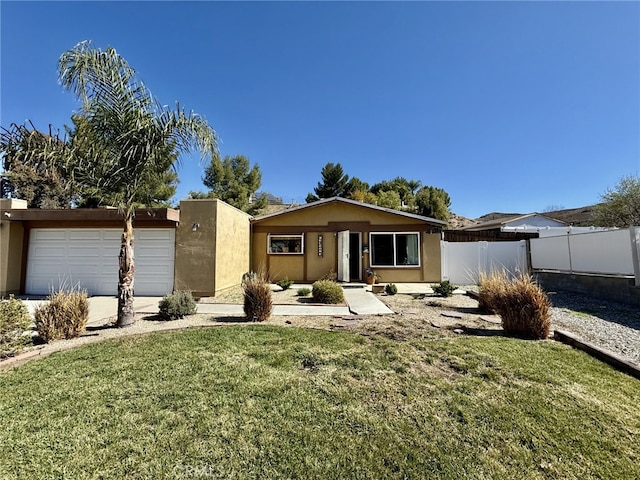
left=174, top=199, right=250, bottom=297
left=306, top=233, right=337, bottom=281
left=423, top=233, right=442, bottom=282
left=213, top=200, right=251, bottom=293
left=0, top=199, right=27, bottom=296
left=251, top=201, right=443, bottom=283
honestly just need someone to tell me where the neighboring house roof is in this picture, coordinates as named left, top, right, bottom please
left=251, top=196, right=448, bottom=226
left=460, top=213, right=567, bottom=231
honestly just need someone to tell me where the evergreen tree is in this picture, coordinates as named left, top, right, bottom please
left=195, top=154, right=267, bottom=215
left=415, top=186, right=451, bottom=221
left=306, top=162, right=351, bottom=202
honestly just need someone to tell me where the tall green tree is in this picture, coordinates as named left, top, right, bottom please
left=191, top=154, right=267, bottom=215
left=376, top=190, right=402, bottom=210
left=0, top=122, right=76, bottom=208
left=415, top=186, right=451, bottom=221
left=595, top=174, right=640, bottom=227
left=371, top=177, right=421, bottom=207
left=58, top=40, right=217, bottom=327
left=306, top=162, right=352, bottom=202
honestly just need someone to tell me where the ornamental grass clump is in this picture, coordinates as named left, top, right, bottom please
left=243, top=273, right=272, bottom=322
left=34, top=288, right=89, bottom=343
left=0, top=295, right=32, bottom=357
left=499, top=273, right=551, bottom=340
left=479, top=271, right=551, bottom=340
left=477, top=271, right=509, bottom=313
left=158, top=290, right=197, bottom=320
left=312, top=280, right=344, bottom=304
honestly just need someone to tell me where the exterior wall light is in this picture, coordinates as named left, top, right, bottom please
left=192, top=223, right=199, bottom=232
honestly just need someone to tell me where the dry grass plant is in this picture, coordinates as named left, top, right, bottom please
left=242, top=271, right=273, bottom=322
left=34, top=287, right=89, bottom=343
left=479, top=271, right=551, bottom=339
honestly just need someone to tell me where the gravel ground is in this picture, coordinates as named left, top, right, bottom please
left=547, top=291, right=640, bottom=364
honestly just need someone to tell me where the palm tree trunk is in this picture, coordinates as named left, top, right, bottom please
left=116, top=213, right=136, bottom=327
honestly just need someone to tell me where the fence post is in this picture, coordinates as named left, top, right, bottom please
left=566, top=231, right=573, bottom=273
left=440, top=240, right=448, bottom=282
left=630, top=227, right=640, bottom=286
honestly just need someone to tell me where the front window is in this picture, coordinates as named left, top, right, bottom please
left=370, top=232, right=420, bottom=267
left=268, top=234, right=304, bottom=254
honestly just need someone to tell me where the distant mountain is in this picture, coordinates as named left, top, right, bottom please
left=538, top=205, right=600, bottom=226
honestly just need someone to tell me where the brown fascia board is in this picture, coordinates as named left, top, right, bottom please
left=6, top=207, right=180, bottom=225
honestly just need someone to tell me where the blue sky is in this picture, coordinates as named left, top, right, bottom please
left=2, top=1, right=639, bottom=219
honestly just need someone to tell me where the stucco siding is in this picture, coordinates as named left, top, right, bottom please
left=213, top=201, right=251, bottom=293
left=175, top=199, right=250, bottom=297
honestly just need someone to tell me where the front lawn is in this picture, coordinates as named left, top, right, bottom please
left=0, top=326, right=638, bottom=479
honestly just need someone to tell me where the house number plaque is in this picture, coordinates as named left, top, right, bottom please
left=318, top=234, right=323, bottom=256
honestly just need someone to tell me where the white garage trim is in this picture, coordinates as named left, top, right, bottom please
left=26, top=228, right=175, bottom=296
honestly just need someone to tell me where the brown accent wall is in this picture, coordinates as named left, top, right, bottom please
left=0, top=199, right=27, bottom=296
left=174, top=199, right=250, bottom=297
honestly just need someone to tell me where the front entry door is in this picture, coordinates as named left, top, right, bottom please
left=349, top=232, right=361, bottom=281
left=337, top=230, right=350, bottom=282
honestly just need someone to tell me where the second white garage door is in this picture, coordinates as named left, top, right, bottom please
left=26, top=228, right=175, bottom=296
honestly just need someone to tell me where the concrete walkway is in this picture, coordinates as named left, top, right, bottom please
left=342, top=287, right=394, bottom=315
left=19, top=285, right=392, bottom=327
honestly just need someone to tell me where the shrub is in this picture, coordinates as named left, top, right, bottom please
left=433, top=280, right=457, bottom=297
left=243, top=274, right=272, bottom=322
left=478, top=271, right=551, bottom=340
left=312, top=280, right=345, bottom=304
left=159, top=290, right=197, bottom=321
left=277, top=277, right=293, bottom=290
left=296, top=287, right=312, bottom=297
left=385, top=283, right=398, bottom=295
left=34, top=289, right=89, bottom=343
left=0, top=295, right=32, bottom=357
left=497, top=273, right=551, bottom=340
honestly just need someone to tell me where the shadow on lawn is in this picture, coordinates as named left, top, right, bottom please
left=213, top=316, right=251, bottom=323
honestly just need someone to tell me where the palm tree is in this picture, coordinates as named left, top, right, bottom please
left=58, top=41, right=218, bottom=327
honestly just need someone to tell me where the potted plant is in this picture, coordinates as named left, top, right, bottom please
left=365, top=268, right=380, bottom=285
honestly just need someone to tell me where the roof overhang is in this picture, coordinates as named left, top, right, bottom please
left=3, top=207, right=180, bottom=227
left=251, top=196, right=447, bottom=227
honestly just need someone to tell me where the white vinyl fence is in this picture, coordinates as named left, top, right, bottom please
left=530, top=227, right=638, bottom=277
left=441, top=240, right=528, bottom=285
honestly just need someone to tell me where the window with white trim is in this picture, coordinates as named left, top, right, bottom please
left=370, top=232, right=420, bottom=267
left=268, top=234, right=304, bottom=254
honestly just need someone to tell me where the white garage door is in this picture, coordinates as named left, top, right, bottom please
left=26, top=228, right=175, bottom=296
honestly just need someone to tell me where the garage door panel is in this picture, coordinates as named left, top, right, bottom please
left=31, top=246, right=67, bottom=258
left=103, top=230, right=122, bottom=241
left=137, top=229, right=173, bottom=240
left=137, top=247, right=174, bottom=258
left=137, top=264, right=173, bottom=275
left=68, top=248, right=102, bottom=258
left=27, top=228, right=175, bottom=296
left=32, top=230, right=67, bottom=241
left=69, top=230, right=102, bottom=241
